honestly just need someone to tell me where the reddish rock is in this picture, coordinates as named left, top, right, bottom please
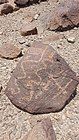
left=20, top=23, right=38, bottom=36
left=5, top=41, right=79, bottom=114
left=22, top=118, right=56, bottom=140
left=46, top=0, right=79, bottom=31
left=0, top=43, right=22, bottom=59
left=1, top=3, right=13, bottom=15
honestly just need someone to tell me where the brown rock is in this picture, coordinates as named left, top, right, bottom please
left=5, top=41, right=79, bottom=114
left=0, top=0, right=8, bottom=4
left=46, top=0, right=79, bottom=31
left=1, top=3, right=13, bottom=15
left=20, top=23, right=38, bottom=36
left=0, top=43, right=22, bottom=59
left=22, top=118, right=56, bottom=140
left=14, top=0, right=29, bottom=6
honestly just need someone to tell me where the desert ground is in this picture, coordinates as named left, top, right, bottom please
left=0, top=0, right=79, bottom=139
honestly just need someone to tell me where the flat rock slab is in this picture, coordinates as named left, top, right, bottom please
left=21, top=118, right=56, bottom=140
left=5, top=41, right=79, bottom=114
left=0, top=43, right=22, bottom=59
left=43, top=0, right=79, bottom=31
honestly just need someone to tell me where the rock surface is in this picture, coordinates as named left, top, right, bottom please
left=21, top=118, right=56, bottom=140
left=0, top=43, right=22, bottom=59
left=14, top=0, right=29, bottom=6
left=5, top=41, right=79, bottom=114
left=46, top=0, right=79, bottom=31
left=20, top=23, right=38, bottom=36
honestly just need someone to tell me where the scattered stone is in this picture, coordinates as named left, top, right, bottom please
left=14, top=0, right=29, bottom=6
left=0, top=3, right=13, bottom=15
left=0, top=86, right=2, bottom=92
left=21, top=118, right=56, bottom=140
left=0, top=0, right=8, bottom=4
left=0, top=43, right=22, bottom=59
left=33, top=14, right=39, bottom=20
left=46, top=0, right=79, bottom=31
left=20, top=23, right=38, bottom=36
left=67, top=37, right=75, bottom=43
left=19, top=39, right=26, bottom=44
left=5, top=41, right=79, bottom=114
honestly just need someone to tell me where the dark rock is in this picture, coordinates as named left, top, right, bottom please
left=0, top=43, right=22, bottom=59
left=14, top=0, right=29, bottom=6
left=0, top=86, right=2, bottom=92
left=46, top=0, right=79, bottom=31
left=21, top=118, right=56, bottom=140
left=20, top=23, right=38, bottom=36
left=1, top=3, right=13, bottom=15
left=5, top=41, right=79, bottom=114
left=0, top=0, right=8, bottom=4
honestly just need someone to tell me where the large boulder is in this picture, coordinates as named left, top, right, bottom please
left=5, top=41, right=79, bottom=114
left=42, top=0, right=79, bottom=31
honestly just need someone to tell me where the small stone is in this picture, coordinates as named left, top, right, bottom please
left=33, top=14, right=39, bottom=20
left=14, top=0, right=29, bottom=6
left=1, top=4, right=13, bottom=15
left=0, top=86, right=2, bottom=92
left=67, top=37, right=75, bottom=43
left=19, top=39, right=26, bottom=44
left=20, top=23, right=38, bottom=36
left=21, top=118, right=56, bottom=140
left=0, top=31, right=3, bottom=35
left=0, top=43, right=22, bottom=59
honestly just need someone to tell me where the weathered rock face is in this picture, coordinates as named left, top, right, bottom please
left=46, top=0, right=79, bottom=31
left=22, top=118, right=56, bottom=140
left=1, top=3, right=13, bottom=15
left=0, top=0, right=8, bottom=4
left=14, top=0, right=46, bottom=6
left=14, top=0, right=29, bottom=6
left=5, top=41, right=79, bottom=114
left=0, top=43, right=22, bottom=59
left=20, top=23, right=38, bottom=36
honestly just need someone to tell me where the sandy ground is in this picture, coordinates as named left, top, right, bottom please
left=0, top=1, right=79, bottom=140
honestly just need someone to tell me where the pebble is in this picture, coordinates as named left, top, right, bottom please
left=33, top=14, right=39, bottom=20
left=19, top=39, right=26, bottom=44
left=67, top=37, right=75, bottom=43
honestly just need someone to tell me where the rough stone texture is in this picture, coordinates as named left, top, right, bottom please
left=0, top=3, right=13, bottom=15
left=0, top=43, right=22, bottom=59
left=0, top=0, right=8, bottom=4
left=21, top=118, right=56, bottom=140
left=5, top=41, right=79, bottom=114
left=46, top=0, right=79, bottom=31
left=14, top=0, right=29, bottom=6
left=20, top=23, right=38, bottom=36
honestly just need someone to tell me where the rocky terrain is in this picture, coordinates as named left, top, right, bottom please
left=0, top=0, right=79, bottom=140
